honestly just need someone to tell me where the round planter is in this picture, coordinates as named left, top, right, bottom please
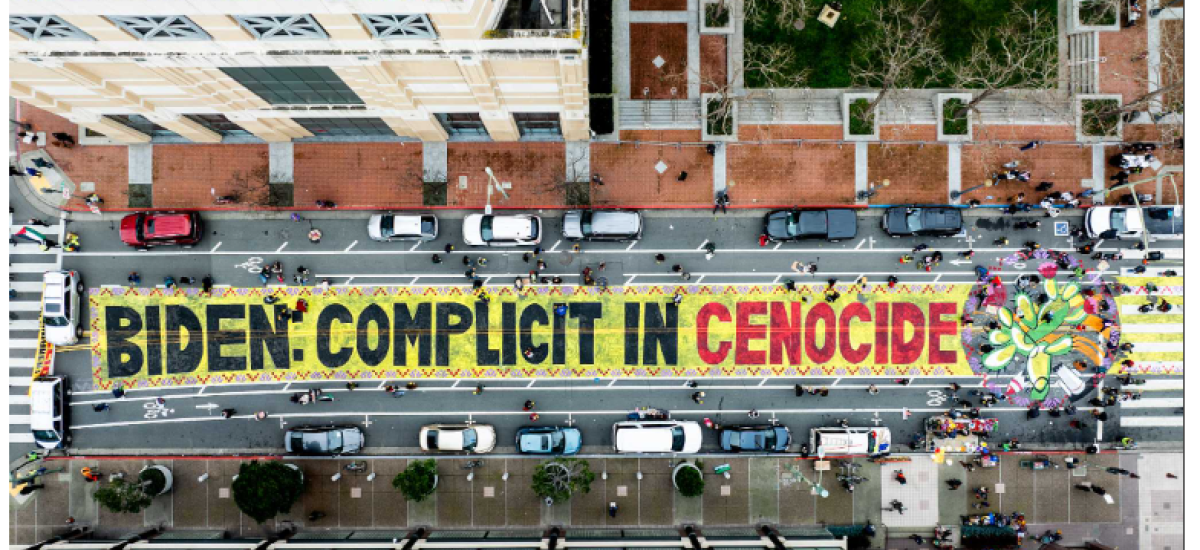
left=672, top=462, right=702, bottom=490
left=432, top=474, right=438, bottom=490
left=285, top=463, right=305, bottom=485
left=139, top=465, right=173, bottom=496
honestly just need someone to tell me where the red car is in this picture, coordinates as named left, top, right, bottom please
left=120, top=212, right=203, bottom=249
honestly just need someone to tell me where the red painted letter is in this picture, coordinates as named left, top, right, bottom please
left=838, top=302, right=872, bottom=364
left=735, top=302, right=768, bottom=364
left=804, top=302, right=837, bottom=364
left=891, top=302, right=925, bottom=364
left=927, top=302, right=958, bottom=364
left=769, top=302, right=803, bottom=365
left=696, top=303, right=732, bottom=364
left=874, top=302, right=890, bottom=363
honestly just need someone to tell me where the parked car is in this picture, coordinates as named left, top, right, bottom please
left=368, top=213, right=438, bottom=242
left=810, top=427, right=891, bottom=457
left=119, top=211, right=203, bottom=249
left=881, top=206, right=963, bottom=237
left=284, top=425, right=365, bottom=455
left=612, top=420, right=702, bottom=454
left=763, top=209, right=857, bottom=242
left=30, top=375, right=68, bottom=449
left=562, top=209, right=643, bottom=241
left=42, top=270, right=82, bottom=345
left=419, top=423, right=497, bottom=453
left=462, top=214, right=542, bottom=247
left=718, top=425, right=792, bottom=452
left=516, top=426, right=582, bottom=455
left=1085, top=205, right=1182, bottom=241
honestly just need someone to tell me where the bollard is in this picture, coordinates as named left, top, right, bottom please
left=331, top=473, right=341, bottom=482
left=367, top=473, right=377, bottom=482
left=502, top=472, right=509, bottom=481
left=197, top=473, right=209, bottom=483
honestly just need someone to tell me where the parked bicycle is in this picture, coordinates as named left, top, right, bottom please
left=343, top=461, right=368, bottom=473
left=461, top=459, right=484, bottom=470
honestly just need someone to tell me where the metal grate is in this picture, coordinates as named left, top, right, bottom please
left=235, top=15, right=328, bottom=40
left=359, top=14, right=437, bottom=39
left=107, top=16, right=210, bottom=41
left=9, top=15, right=94, bottom=41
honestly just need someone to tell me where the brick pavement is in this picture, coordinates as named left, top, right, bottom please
left=725, top=143, right=856, bottom=205
left=152, top=145, right=270, bottom=209
left=867, top=143, right=949, bottom=205
left=1098, top=22, right=1150, bottom=105
left=959, top=144, right=1093, bottom=205
left=591, top=142, right=713, bottom=206
left=879, top=124, right=938, bottom=142
left=629, top=23, right=690, bottom=99
left=700, top=35, right=728, bottom=94
left=1103, top=142, right=1184, bottom=204
left=737, top=125, right=844, bottom=141
left=294, top=143, right=425, bottom=209
left=446, top=142, right=567, bottom=208
left=630, top=0, right=687, bottom=9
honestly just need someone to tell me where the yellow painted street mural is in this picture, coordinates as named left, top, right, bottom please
left=90, top=283, right=975, bottom=387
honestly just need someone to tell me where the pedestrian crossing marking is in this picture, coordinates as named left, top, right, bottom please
left=1120, top=416, right=1183, bottom=427
left=1121, top=323, right=1181, bottom=333
left=1119, top=398, right=1183, bottom=409
left=9, top=433, right=34, bottom=443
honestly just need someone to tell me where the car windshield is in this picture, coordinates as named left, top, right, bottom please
left=32, top=430, right=58, bottom=442
left=581, top=212, right=594, bottom=235
left=380, top=215, right=395, bottom=237
left=786, top=212, right=800, bottom=236
left=462, top=429, right=478, bottom=450
left=425, top=430, right=439, bottom=449
left=480, top=216, right=494, bottom=242
left=671, top=426, right=686, bottom=452
left=1111, top=210, right=1127, bottom=232
left=528, top=218, right=540, bottom=241
left=905, top=210, right=924, bottom=232
left=42, top=315, right=68, bottom=327
left=421, top=217, right=435, bottom=236
left=136, top=214, right=147, bottom=241
left=327, top=430, right=343, bottom=449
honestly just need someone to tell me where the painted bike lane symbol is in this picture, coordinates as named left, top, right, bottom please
left=235, top=257, right=264, bottom=274
left=926, top=390, right=947, bottom=407
left=144, top=401, right=175, bottom=419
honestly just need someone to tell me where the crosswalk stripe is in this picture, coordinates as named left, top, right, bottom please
left=1137, top=378, right=1184, bottom=390
left=9, top=357, right=36, bottom=368
left=1124, top=342, right=1183, bottom=353
left=1119, top=398, right=1183, bottom=409
left=1118, top=249, right=1184, bottom=260
left=8, top=415, right=30, bottom=425
left=9, top=433, right=34, bottom=443
left=10, top=377, right=34, bottom=387
left=9, top=281, right=43, bottom=292
left=10, top=225, right=60, bottom=234
left=10, top=395, right=30, bottom=405
left=1120, top=267, right=1182, bottom=277
left=1121, top=323, right=1182, bottom=333
left=9, top=339, right=39, bottom=350
left=10, top=263, right=57, bottom=274
left=8, top=319, right=40, bottom=330
left=8, top=243, right=56, bottom=254
left=1120, top=416, right=1183, bottom=427
left=10, top=302, right=42, bottom=312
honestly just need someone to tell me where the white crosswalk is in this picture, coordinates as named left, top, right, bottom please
left=1123, top=342, right=1184, bottom=353
left=1121, top=323, right=1182, bottom=333
left=1120, top=416, right=1183, bottom=427
left=1120, top=303, right=1182, bottom=315
left=9, top=223, right=60, bottom=445
left=1119, top=398, right=1183, bottom=409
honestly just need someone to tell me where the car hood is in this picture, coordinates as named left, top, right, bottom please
left=680, top=422, right=702, bottom=454
left=119, top=214, right=141, bottom=244
left=765, top=211, right=791, bottom=239
left=883, top=209, right=908, bottom=234
left=562, top=429, right=582, bottom=454
left=462, top=215, right=485, bottom=245
left=826, top=210, right=858, bottom=239
left=342, top=429, right=364, bottom=453
left=562, top=210, right=584, bottom=239
left=367, top=215, right=384, bottom=240
left=474, top=426, right=497, bottom=453
left=43, top=325, right=75, bottom=345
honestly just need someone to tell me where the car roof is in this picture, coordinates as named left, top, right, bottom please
left=146, top=212, right=194, bottom=237
left=384, top=214, right=427, bottom=235
left=489, top=215, right=537, bottom=239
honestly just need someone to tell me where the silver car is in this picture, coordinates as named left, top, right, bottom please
left=42, top=270, right=83, bottom=345
left=284, top=425, right=365, bottom=455
left=368, top=214, right=438, bottom=242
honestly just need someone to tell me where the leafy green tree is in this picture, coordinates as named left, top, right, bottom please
left=532, top=458, right=595, bottom=503
left=231, top=461, right=305, bottom=523
left=93, top=478, right=154, bottom=514
left=674, top=464, right=705, bottom=498
left=393, top=459, right=438, bottom=502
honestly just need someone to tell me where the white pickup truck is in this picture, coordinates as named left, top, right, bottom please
left=1085, top=205, right=1183, bottom=241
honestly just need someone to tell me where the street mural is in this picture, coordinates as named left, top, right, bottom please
left=90, top=283, right=975, bottom=388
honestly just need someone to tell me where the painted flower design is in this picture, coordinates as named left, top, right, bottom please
left=980, top=279, right=1087, bottom=400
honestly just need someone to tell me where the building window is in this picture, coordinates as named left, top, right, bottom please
left=107, top=16, right=210, bottom=41
left=220, top=67, right=364, bottom=106
left=514, top=113, right=562, bottom=138
left=435, top=113, right=489, bottom=137
left=9, top=15, right=95, bottom=41
left=104, top=115, right=179, bottom=137
left=234, top=15, right=327, bottom=40
left=359, top=14, right=437, bottom=39
left=293, top=118, right=396, bottom=137
left=185, top=114, right=251, bottom=137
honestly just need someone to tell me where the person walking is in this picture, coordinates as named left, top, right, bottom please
left=691, top=391, right=705, bottom=404
left=523, top=400, right=536, bottom=411
left=1020, top=140, right=1042, bottom=151
left=655, top=253, right=666, bottom=264
left=128, top=272, right=141, bottom=286
left=867, top=384, right=879, bottom=395
left=51, top=132, right=76, bottom=147
left=432, top=254, right=442, bottom=264
left=92, top=403, right=110, bottom=412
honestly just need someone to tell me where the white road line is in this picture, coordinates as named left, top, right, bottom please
left=10, top=263, right=57, bottom=273
left=696, top=239, right=709, bottom=251
left=276, top=242, right=288, bottom=253
left=624, top=275, right=637, bottom=286
left=1118, top=398, right=1183, bottom=409
left=626, top=241, right=638, bottom=251
left=855, top=239, right=866, bottom=250
left=210, top=242, right=222, bottom=253
left=10, top=395, right=30, bottom=405
left=1136, top=378, right=1184, bottom=390
left=934, top=274, right=942, bottom=283
left=771, top=275, right=781, bottom=284
left=695, top=275, right=705, bottom=284
left=1122, top=342, right=1183, bottom=353
left=409, top=241, right=422, bottom=251
left=773, top=242, right=782, bottom=250
left=345, top=240, right=358, bottom=252
left=549, top=240, right=562, bottom=252
left=757, top=378, right=768, bottom=387
left=1119, top=416, right=1183, bottom=427
left=9, top=433, right=34, bottom=443
left=1121, top=323, right=1182, bottom=333
left=9, top=415, right=30, bottom=425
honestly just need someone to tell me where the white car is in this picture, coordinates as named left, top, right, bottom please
left=462, top=214, right=542, bottom=247
left=42, top=270, right=83, bottom=345
left=612, top=420, right=702, bottom=454
left=419, top=423, right=497, bottom=453
left=368, top=213, right=438, bottom=242
left=1084, top=205, right=1182, bottom=241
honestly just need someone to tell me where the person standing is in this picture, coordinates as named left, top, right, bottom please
left=713, top=191, right=729, bottom=214
left=1019, top=140, right=1042, bottom=151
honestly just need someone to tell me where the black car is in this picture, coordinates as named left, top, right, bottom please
left=284, top=425, right=365, bottom=455
left=764, top=209, right=858, bottom=242
left=718, top=425, right=792, bottom=453
left=882, top=206, right=964, bottom=237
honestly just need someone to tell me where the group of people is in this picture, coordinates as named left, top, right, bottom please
left=128, top=271, right=216, bottom=294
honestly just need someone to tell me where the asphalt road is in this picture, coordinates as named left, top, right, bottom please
left=8, top=185, right=1184, bottom=459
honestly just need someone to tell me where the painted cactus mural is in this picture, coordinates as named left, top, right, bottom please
left=980, top=279, right=1089, bottom=400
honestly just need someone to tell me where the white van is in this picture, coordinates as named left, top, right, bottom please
left=30, top=376, right=68, bottom=449
left=810, top=427, right=891, bottom=457
left=612, top=420, right=702, bottom=454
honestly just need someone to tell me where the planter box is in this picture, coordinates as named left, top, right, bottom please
left=700, top=0, right=734, bottom=35
left=701, top=93, right=738, bottom=141
left=936, top=93, right=974, bottom=142
left=1069, top=0, right=1120, bottom=33
left=1076, top=94, right=1124, bottom=142
left=842, top=93, right=880, bottom=141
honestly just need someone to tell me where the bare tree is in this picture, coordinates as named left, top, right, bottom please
left=950, top=5, right=1058, bottom=118
left=1088, top=18, right=1185, bottom=146
left=744, top=42, right=810, bottom=88
left=744, top=0, right=812, bottom=31
left=850, top=0, right=944, bottom=115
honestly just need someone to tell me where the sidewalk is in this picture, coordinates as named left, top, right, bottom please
left=10, top=451, right=1176, bottom=546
